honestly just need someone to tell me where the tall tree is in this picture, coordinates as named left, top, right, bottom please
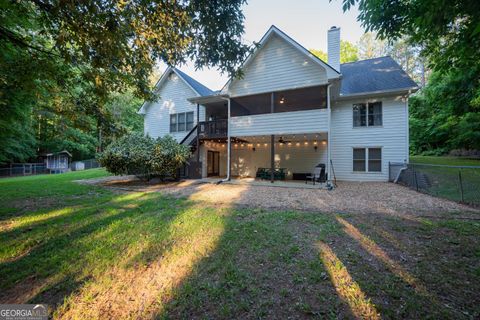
left=386, top=39, right=428, bottom=86
left=356, top=33, right=387, bottom=59
left=310, top=40, right=359, bottom=63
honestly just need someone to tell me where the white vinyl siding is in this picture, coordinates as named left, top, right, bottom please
left=330, top=96, right=408, bottom=181
left=230, top=109, right=328, bottom=137
left=228, top=34, right=328, bottom=97
left=143, top=72, right=205, bottom=142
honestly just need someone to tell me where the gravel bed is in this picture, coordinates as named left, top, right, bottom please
left=80, top=176, right=479, bottom=218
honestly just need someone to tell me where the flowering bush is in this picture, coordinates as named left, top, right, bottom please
left=97, top=133, right=191, bottom=179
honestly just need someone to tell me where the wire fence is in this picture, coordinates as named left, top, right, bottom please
left=389, top=162, right=480, bottom=206
left=0, top=159, right=101, bottom=178
left=0, top=163, right=48, bottom=177
left=70, top=159, right=101, bottom=171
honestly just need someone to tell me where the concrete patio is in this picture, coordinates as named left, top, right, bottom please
left=200, top=177, right=330, bottom=189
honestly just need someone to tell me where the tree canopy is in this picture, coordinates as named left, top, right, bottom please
left=340, top=0, right=480, bottom=73
left=0, top=0, right=250, bottom=164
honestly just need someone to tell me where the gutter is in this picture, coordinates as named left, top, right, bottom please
left=336, top=87, right=420, bottom=101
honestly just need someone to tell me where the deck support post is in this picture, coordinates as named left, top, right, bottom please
left=225, top=98, right=231, bottom=181
left=196, top=103, right=200, bottom=164
left=326, top=84, right=332, bottom=182
left=270, top=134, right=275, bottom=183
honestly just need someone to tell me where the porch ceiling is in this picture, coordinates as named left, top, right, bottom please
left=235, top=132, right=327, bottom=144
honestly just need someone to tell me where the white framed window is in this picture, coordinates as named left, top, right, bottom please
left=186, top=112, right=194, bottom=130
left=170, top=111, right=194, bottom=132
left=170, top=114, right=177, bottom=132
left=353, top=147, right=382, bottom=172
left=353, top=102, right=382, bottom=127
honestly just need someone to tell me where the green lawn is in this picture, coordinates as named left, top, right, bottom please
left=411, top=155, right=480, bottom=166
left=0, top=170, right=479, bottom=319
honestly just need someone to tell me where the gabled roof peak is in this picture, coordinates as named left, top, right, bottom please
left=138, top=66, right=213, bottom=114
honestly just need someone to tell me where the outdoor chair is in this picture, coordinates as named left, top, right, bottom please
left=305, top=163, right=326, bottom=185
left=256, top=168, right=269, bottom=180
left=274, top=168, right=286, bottom=180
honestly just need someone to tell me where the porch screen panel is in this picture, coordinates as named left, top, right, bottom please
left=231, top=93, right=272, bottom=116
left=274, top=85, right=327, bottom=113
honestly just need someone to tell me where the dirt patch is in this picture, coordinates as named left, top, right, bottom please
left=80, top=177, right=479, bottom=219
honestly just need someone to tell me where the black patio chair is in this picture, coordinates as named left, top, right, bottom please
left=305, top=163, right=326, bottom=185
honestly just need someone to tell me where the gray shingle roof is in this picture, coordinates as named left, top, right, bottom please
left=174, top=68, right=214, bottom=96
left=340, top=56, right=418, bottom=96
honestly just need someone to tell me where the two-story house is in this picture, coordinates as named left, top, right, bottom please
left=138, top=25, right=418, bottom=183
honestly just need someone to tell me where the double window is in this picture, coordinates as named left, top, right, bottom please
left=170, top=112, right=194, bottom=132
left=353, top=147, right=382, bottom=172
left=353, top=102, right=382, bottom=127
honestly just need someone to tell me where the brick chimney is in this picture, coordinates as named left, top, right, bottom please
left=328, top=26, right=341, bottom=72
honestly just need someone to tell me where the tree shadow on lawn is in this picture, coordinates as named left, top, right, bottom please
left=335, top=212, right=480, bottom=319
left=2, top=176, right=479, bottom=319
left=0, top=190, right=201, bottom=310
left=158, top=208, right=479, bottom=319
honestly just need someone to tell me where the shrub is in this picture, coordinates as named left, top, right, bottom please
left=150, top=135, right=191, bottom=179
left=98, top=133, right=191, bottom=180
left=97, top=133, right=155, bottom=177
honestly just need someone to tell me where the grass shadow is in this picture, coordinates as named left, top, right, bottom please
left=0, top=190, right=195, bottom=310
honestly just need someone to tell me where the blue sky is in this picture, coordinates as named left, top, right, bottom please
left=159, top=0, right=365, bottom=90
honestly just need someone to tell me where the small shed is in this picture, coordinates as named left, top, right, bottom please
left=44, top=150, right=72, bottom=173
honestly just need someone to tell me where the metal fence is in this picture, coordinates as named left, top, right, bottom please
left=0, top=159, right=101, bottom=178
left=0, top=163, right=48, bottom=177
left=389, top=162, right=480, bottom=206
left=70, top=159, right=101, bottom=171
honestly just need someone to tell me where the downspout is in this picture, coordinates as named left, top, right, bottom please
left=196, top=103, right=200, bottom=163
left=405, top=89, right=411, bottom=164
left=326, top=84, right=332, bottom=184
left=221, top=97, right=231, bottom=183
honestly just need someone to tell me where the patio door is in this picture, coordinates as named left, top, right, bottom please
left=207, top=151, right=220, bottom=176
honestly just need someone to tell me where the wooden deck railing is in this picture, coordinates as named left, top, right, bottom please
left=198, top=119, right=228, bottom=139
